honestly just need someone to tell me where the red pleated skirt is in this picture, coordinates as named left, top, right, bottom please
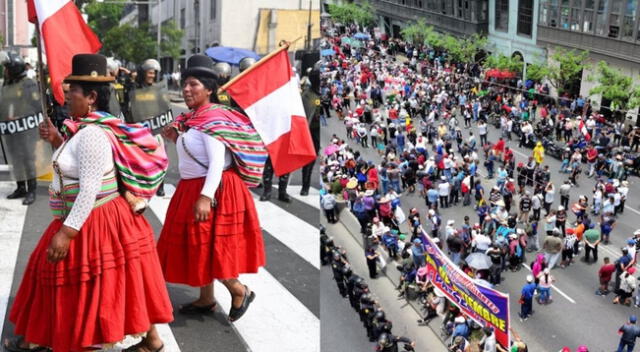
left=9, top=196, right=174, bottom=352
left=156, top=170, right=265, bottom=286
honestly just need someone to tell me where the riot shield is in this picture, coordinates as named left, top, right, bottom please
left=127, top=81, right=173, bottom=135
left=0, top=78, right=53, bottom=181
left=108, top=83, right=123, bottom=120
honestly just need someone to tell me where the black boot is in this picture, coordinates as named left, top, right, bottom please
left=7, top=181, right=27, bottom=199
left=22, top=179, right=37, bottom=205
left=259, top=191, right=271, bottom=201
left=278, top=193, right=291, bottom=203
left=300, top=187, right=309, bottom=196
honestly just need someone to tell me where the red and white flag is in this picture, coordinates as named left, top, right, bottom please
left=578, top=119, right=591, bottom=141
left=28, top=0, right=102, bottom=105
left=225, top=49, right=316, bottom=176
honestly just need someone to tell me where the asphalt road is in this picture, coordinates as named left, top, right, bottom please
left=321, top=109, right=640, bottom=351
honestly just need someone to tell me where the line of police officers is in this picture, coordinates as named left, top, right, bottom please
left=1, top=51, right=320, bottom=204
left=321, top=226, right=416, bottom=352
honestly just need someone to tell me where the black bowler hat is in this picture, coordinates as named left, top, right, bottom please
left=182, top=54, right=218, bottom=80
left=64, top=54, right=114, bottom=83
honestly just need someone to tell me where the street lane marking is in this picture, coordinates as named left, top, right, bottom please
left=149, top=192, right=320, bottom=352
left=0, top=182, right=27, bottom=338
left=522, top=264, right=576, bottom=304
left=274, top=185, right=320, bottom=210
left=251, top=193, right=320, bottom=269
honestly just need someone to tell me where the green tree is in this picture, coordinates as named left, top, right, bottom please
left=589, top=61, right=634, bottom=114
left=84, top=0, right=125, bottom=40
left=457, top=33, right=487, bottom=64
left=103, top=24, right=156, bottom=64
left=400, top=19, right=431, bottom=45
left=525, top=62, right=550, bottom=82
left=546, top=47, right=589, bottom=95
left=327, top=1, right=375, bottom=28
left=483, top=54, right=523, bottom=73
left=160, top=20, right=184, bottom=61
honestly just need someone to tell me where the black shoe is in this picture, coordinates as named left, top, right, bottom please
left=156, top=187, right=165, bottom=197
left=7, top=188, right=27, bottom=199
left=300, top=189, right=309, bottom=196
left=228, top=285, right=256, bottom=322
left=259, top=193, right=271, bottom=202
left=278, top=194, right=292, bottom=203
left=178, top=301, right=217, bottom=315
left=22, top=192, right=35, bottom=205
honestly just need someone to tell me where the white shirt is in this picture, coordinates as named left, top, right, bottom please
left=177, top=128, right=233, bottom=199
left=438, top=182, right=450, bottom=196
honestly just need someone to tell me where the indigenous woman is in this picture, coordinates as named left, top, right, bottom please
left=4, top=54, right=173, bottom=352
left=156, top=54, right=268, bottom=322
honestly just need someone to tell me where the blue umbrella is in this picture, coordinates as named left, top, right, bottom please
left=204, top=46, right=261, bottom=65
left=353, top=32, right=370, bottom=40
left=321, top=49, right=335, bottom=57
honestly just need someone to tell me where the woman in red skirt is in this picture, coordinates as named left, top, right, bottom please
left=4, top=54, right=173, bottom=352
left=157, top=54, right=267, bottom=322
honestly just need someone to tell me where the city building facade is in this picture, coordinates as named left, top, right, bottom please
left=123, top=0, right=320, bottom=73
left=0, top=0, right=37, bottom=59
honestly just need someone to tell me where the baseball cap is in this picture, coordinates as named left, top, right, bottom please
left=631, top=315, right=637, bottom=323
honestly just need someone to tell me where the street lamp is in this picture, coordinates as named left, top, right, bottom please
left=95, top=0, right=162, bottom=61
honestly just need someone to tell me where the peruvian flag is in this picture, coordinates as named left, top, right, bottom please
left=225, top=49, right=316, bottom=176
left=578, top=119, right=591, bottom=141
left=28, top=0, right=102, bottom=105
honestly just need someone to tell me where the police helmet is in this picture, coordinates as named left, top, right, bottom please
left=360, top=293, right=372, bottom=302
left=377, top=333, right=391, bottom=348
left=374, top=310, right=386, bottom=321
left=341, top=264, right=352, bottom=276
left=357, top=280, right=368, bottom=289
left=141, top=58, right=161, bottom=73
left=2, top=52, right=26, bottom=79
left=319, top=225, right=326, bottom=235
left=213, top=62, right=232, bottom=85
left=332, top=251, right=342, bottom=261
left=238, top=57, right=257, bottom=73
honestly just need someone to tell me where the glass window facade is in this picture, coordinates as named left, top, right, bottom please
left=539, top=0, right=640, bottom=42
left=495, top=0, right=510, bottom=30
left=518, top=0, right=534, bottom=35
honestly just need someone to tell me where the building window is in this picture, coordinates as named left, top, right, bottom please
left=518, top=0, right=534, bottom=35
left=180, top=8, right=185, bottom=29
left=583, top=10, right=595, bottom=31
left=210, top=0, right=216, bottom=20
left=621, top=0, right=636, bottom=40
left=596, top=0, right=609, bottom=36
left=570, top=8, right=581, bottom=30
left=495, top=0, right=509, bottom=31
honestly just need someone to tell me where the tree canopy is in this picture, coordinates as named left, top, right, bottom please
left=483, top=54, right=523, bottom=73
left=589, top=60, right=635, bottom=112
left=327, top=1, right=376, bottom=28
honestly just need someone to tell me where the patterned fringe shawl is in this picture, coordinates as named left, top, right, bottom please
left=175, top=104, right=267, bottom=187
left=63, top=111, right=169, bottom=199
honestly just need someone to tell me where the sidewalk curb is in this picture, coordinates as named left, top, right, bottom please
left=336, top=206, right=450, bottom=349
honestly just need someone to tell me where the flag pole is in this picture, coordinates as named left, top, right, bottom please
left=34, top=19, right=50, bottom=123
left=218, top=36, right=303, bottom=93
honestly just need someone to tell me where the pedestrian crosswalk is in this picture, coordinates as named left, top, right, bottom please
left=0, top=181, right=320, bottom=352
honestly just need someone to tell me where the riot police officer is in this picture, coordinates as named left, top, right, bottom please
left=2, top=52, right=40, bottom=205
left=346, top=273, right=363, bottom=308
left=351, top=279, right=368, bottom=310
left=320, top=226, right=333, bottom=266
left=371, top=310, right=392, bottom=341
left=330, top=251, right=347, bottom=297
left=299, top=61, right=321, bottom=196
left=375, top=333, right=415, bottom=352
left=214, top=61, right=232, bottom=106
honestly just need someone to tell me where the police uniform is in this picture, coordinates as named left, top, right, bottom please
left=300, top=85, right=321, bottom=196
left=1, top=53, right=41, bottom=205
left=330, top=251, right=347, bottom=297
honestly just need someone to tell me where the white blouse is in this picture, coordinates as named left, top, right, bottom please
left=176, top=128, right=233, bottom=199
left=51, top=125, right=115, bottom=231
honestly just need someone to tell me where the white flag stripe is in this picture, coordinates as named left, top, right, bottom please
left=0, top=182, right=28, bottom=338
left=148, top=192, right=319, bottom=352
left=33, top=0, right=69, bottom=23
left=213, top=268, right=319, bottom=352
left=251, top=193, right=319, bottom=269
left=243, top=77, right=306, bottom=145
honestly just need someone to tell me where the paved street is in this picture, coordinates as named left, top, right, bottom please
left=0, top=102, right=320, bottom=352
left=322, top=109, right=640, bottom=351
